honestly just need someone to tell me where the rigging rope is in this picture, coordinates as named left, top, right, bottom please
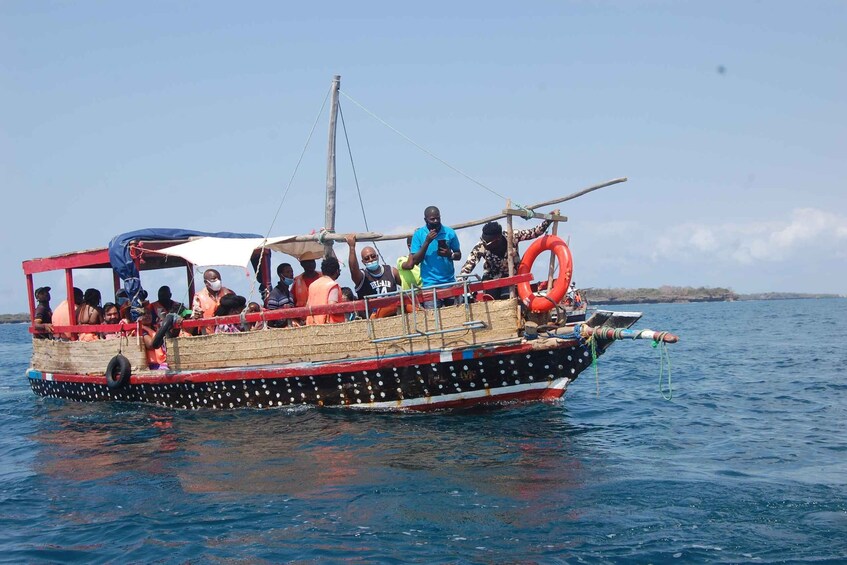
left=338, top=101, right=386, bottom=264
left=339, top=89, right=513, bottom=203
left=265, top=85, right=332, bottom=239
left=246, top=83, right=333, bottom=306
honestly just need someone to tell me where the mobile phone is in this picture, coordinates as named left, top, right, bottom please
left=437, top=239, right=448, bottom=250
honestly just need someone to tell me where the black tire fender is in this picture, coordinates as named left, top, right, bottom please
left=150, top=314, right=175, bottom=350
left=105, top=354, right=132, bottom=390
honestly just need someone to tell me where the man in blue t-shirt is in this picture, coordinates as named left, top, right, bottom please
left=402, top=206, right=461, bottom=306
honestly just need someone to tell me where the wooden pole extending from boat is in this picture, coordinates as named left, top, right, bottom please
left=285, top=175, right=616, bottom=245
left=349, top=176, right=628, bottom=242
left=324, top=74, right=341, bottom=258
left=506, top=199, right=516, bottom=299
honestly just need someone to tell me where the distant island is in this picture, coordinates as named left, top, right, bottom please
left=584, top=286, right=843, bottom=305
left=1, top=287, right=843, bottom=324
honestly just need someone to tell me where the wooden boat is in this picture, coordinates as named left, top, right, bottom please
left=22, top=77, right=678, bottom=411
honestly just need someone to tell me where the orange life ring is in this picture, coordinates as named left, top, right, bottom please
left=516, top=235, right=573, bottom=312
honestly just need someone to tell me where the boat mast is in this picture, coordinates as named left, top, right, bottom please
left=324, top=74, right=341, bottom=258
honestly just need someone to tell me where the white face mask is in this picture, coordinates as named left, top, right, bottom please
left=207, top=279, right=222, bottom=292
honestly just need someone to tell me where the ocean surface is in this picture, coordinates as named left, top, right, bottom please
left=1, top=299, right=845, bottom=563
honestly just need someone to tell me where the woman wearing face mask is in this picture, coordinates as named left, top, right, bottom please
left=346, top=235, right=400, bottom=315
left=460, top=210, right=559, bottom=299
left=191, top=268, right=233, bottom=334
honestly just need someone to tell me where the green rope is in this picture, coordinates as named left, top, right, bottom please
left=589, top=335, right=600, bottom=397
left=514, top=203, right=535, bottom=219
left=652, top=339, right=673, bottom=400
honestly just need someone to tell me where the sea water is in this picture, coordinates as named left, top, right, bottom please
left=0, top=299, right=845, bottom=563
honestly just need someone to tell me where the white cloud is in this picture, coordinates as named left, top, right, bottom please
left=649, top=208, right=847, bottom=265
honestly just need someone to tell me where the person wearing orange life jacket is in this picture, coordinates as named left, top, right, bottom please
left=52, top=287, right=84, bottom=341
left=306, top=257, right=347, bottom=325
left=191, top=269, right=233, bottom=334
left=130, top=308, right=168, bottom=369
left=291, top=259, right=322, bottom=308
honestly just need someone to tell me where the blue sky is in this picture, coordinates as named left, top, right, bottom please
left=2, top=1, right=845, bottom=313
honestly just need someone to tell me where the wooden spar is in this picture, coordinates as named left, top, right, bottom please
left=506, top=199, right=516, bottom=299
left=579, top=325, right=679, bottom=343
left=324, top=75, right=341, bottom=257
left=330, top=176, right=627, bottom=242
left=502, top=210, right=567, bottom=222
left=286, top=177, right=627, bottom=244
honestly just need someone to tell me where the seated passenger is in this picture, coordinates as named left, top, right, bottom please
left=77, top=288, right=103, bottom=342
left=305, top=257, right=346, bottom=325
left=151, top=285, right=186, bottom=327
left=52, top=287, right=84, bottom=340
left=131, top=309, right=168, bottom=370
left=214, top=294, right=247, bottom=334
left=102, top=302, right=128, bottom=340
left=246, top=301, right=265, bottom=330
left=340, top=287, right=363, bottom=321
left=192, top=269, right=233, bottom=334
left=266, top=262, right=295, bottom=328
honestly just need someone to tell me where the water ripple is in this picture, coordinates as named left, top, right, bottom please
left=1, top=300, right=846, bottom=561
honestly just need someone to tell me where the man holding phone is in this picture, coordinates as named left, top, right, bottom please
left=402, top=206, right=461, bottom=306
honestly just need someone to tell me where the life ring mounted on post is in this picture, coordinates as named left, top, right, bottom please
left=516, top=235, right=573, bottom=313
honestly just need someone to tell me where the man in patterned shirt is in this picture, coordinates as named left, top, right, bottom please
left=460, top=210, right=558, bottom=299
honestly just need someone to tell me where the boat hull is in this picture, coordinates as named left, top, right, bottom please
left=27, top=338, right=603, bottom=411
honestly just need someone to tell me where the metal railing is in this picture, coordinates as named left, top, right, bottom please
left=368, top=275, right=487, bottom=344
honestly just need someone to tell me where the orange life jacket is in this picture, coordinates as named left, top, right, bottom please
left=146, top=343, right=167, bottom=368
left=292, top=272, right=321, bottom=307
left=134, top=325, right=167, bottom=368
left=51, top=300, right=77, bottom=340
left=305, top=276, right=346, bottom=325
left=192, top=287, right=233, bottom=334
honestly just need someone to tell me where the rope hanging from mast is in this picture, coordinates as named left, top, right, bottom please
left=338, top=100, right=387, bottom=264
left=248, top=82, right=332, bottom=304
left=339, top=89, right=513, bottom=203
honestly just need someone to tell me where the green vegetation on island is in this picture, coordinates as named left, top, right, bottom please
left=0, top=313, right=30, bottom=324
left=585, top=286, right=737, bottom=304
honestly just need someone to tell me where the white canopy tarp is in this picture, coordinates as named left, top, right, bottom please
left=152, top=236, right=325, bottom=268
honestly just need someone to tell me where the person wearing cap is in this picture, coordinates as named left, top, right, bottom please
left=33, top=287, right=53, bottom=339
left=460, top=210, right=558, bottom=299
left=566, top=281, right=583, bottom=308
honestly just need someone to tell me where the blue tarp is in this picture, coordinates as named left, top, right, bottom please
left=108, top=228, right=262, bottom=320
